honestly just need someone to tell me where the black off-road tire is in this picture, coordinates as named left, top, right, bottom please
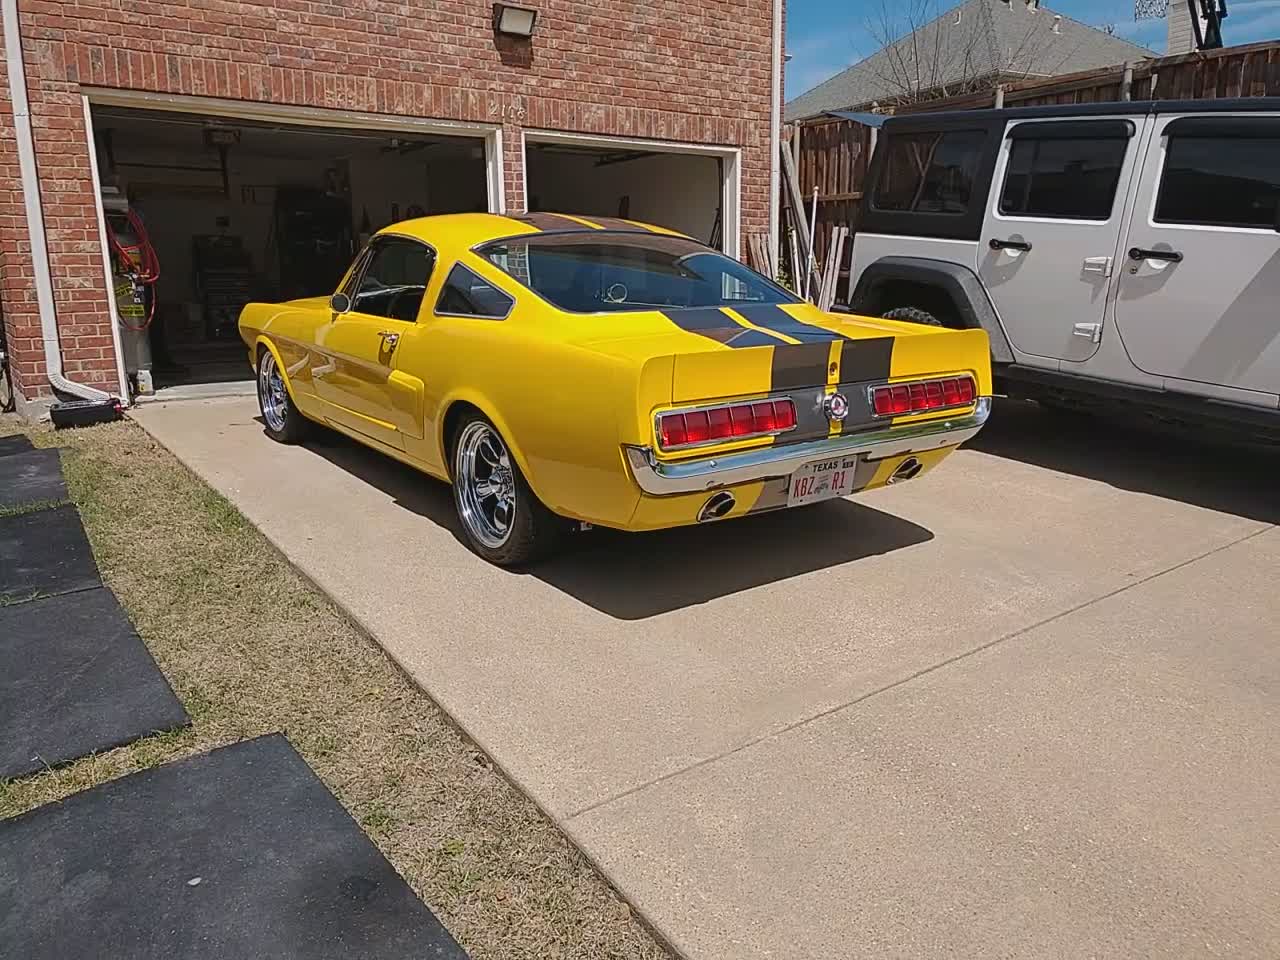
left=256, top=347, right=313, bottom=445
left=450, top=412, right=568, bottom=567
left=882, top=306, right=943, bottom=327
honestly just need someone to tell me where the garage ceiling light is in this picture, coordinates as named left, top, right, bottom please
left=494, top=3, right=537, bottom=37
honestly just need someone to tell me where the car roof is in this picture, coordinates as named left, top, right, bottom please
left=883, top=96, right=1280, bottom=129
left=375, top=212, right=690, bottom=250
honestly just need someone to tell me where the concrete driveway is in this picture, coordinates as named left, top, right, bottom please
left=133, top=397, right=1280, bottom=959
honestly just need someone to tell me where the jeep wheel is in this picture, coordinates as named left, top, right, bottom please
left=882, top=306, right=943, bottom=327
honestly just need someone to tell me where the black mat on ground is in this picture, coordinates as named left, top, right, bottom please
left=0, top=448, right=67, bottom=509
left=0, top=735, right=470, bottom=959
left=0, top=504, right=99, bottom=603
left=0, top=587, right=189, bottom=779
left=0, top=433, right=34, bottom=457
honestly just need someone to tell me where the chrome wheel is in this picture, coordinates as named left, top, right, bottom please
left=258, top=351, right=289, bottom=433
left=455, top=421, right=516, bottom=549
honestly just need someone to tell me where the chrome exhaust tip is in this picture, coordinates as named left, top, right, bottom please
left=697, top=491, right=737, bottom=523
left=887, top=456, right=923, bottom=484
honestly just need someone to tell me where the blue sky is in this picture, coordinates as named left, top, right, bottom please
left=786, top=0, right=1280, bottom=98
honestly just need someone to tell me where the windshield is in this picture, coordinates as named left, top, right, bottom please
left=476, top=232, right=799, bottom=313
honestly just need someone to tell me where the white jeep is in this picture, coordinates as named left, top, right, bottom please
left=847, top=99, right=1280, bottom=438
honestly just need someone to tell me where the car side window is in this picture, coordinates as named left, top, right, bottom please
left=351, top=236, right=436, bottom=322
left=873, top=129, right=987, bottom=215
left=999, top=135, right=1129, bottom=220
left=435, top=263, right=515, bottom=320
left=1155, top=129, right=1280, bottom=229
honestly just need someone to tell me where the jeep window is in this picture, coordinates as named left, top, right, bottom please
left=999, top=137, right=1127, bottom=220
left=1155, top=135, right=1280, bottom=229
left=873, top=130, right=987, bottom=215
left=477, top=233, right=799, bottom=313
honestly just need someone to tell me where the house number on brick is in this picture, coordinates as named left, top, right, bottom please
left=490, top=103, right=527, bottom=121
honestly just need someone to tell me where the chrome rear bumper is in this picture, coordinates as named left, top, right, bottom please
left=624, top=397, right=991, bottom=496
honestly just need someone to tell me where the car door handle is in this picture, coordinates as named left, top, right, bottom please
left=378, top=330, right=400, bottom=348
left=989, top=238, right=1032, bottom=252
left=1128, top=247, right=1183, bottom=264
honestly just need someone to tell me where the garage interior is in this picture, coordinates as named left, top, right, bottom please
left=90, top=106, right=490, bottom=391
left=525, top=141, right=724, bottom=250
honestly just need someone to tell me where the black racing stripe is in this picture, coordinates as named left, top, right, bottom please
left=837, top=337, right=895, bottom=384
left=515, top=213, right=594, bottom=233
left=770, top=341, right=832, bottom=391
left=660, top=308, right=787, bottom=349
left=579, top=216, right=651, bottom=233
left=734, top=304, right=851, bottom=343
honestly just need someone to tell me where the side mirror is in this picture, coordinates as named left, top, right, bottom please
left=329, top=292, right=352, bottom=314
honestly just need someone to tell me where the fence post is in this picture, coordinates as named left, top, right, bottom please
left=1121, top=62, right=1135, bottom=100
left=994, top=84, right=1005, bottom=108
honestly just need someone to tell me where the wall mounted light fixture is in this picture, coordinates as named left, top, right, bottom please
left=494, top=3, right=538, bottom=37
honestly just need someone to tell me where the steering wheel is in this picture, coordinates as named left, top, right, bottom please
left=385, top=287, right=420, bottom=323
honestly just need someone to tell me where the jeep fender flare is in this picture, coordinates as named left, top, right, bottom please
left=849, top=256, right=1014, bottom=364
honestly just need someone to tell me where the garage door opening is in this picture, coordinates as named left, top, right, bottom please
left=525, top=140, right=732, bottom=251
left=89, top=106, right=490, bottom=393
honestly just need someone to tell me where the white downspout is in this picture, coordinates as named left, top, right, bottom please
left=767, top=0, right=783, bottom=270
left=82, top=95, right=131, bottom=401
left=2, top=0, right=113, bottom=403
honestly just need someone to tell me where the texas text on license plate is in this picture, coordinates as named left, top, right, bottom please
left=787, top=454, right=861, bottom=507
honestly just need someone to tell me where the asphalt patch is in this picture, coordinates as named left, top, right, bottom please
left=0, top=735, right=470, bottom=959
left=0, top=587, right=189, bottom=779
left=0, top=504, right=99, bottom=604
left=0, top=448, right=67, bottom=510
left=0, top=434, right=35, bottom=457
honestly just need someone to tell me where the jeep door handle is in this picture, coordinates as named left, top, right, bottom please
left=378, top=330, right=400, bottom=348
left=1128, top=247, right=1183, bottom=264
left=989, top=238, right=1032, bottom=252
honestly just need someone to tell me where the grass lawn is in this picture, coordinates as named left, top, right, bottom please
left=0, top=413, right=670, bottom=960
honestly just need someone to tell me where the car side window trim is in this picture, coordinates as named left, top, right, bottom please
left=348, top=233, right=439, bottom=322
left=338, top=246, right=373, bottom=299
left=1006, top=119, right=1136, bottom=141
left=433, top=262, right=516, bottom=321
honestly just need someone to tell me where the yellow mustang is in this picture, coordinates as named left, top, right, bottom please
left=240, top=213, right=991, bottom=566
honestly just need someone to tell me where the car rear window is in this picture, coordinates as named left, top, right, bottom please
left=476, top=233, right=799, bottom=313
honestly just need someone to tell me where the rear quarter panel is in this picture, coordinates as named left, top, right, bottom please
left=413, top=304, right=657, bottom=527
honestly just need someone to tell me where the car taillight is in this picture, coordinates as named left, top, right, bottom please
left=658, top=398, right=796, bottom=450
left=871, top=376, right=976, bottom=417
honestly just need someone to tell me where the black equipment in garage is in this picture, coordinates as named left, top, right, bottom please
left=192, top=235, right=256, bottom=342
left=274, top=186, right=354, bottom=301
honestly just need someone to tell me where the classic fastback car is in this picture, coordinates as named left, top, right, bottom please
left=240, top=213, right=992, bottom=566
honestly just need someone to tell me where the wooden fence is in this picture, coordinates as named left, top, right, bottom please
left=788, top=39, right=1280, bottom=303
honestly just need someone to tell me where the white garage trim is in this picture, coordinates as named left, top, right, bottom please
left=81, top=88, right=505, bottom=215
left=81, top=95, right=131, bottom=401
left=520, top=128, right=742, bottom=257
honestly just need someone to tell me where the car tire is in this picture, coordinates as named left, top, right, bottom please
left=882, top=306, right=943, bottom=327
left=450, top=414, right=566, bottom=567
left=256, top=347, right=312, bottom=444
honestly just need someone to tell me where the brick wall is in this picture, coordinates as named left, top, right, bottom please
left=0, top=0, right=778, bottom=400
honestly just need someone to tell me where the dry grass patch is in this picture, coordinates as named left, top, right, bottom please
left=0, top=415, right=669, bottom=960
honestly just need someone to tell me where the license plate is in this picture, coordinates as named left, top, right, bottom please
left=788, top=454, right=860, bottom=507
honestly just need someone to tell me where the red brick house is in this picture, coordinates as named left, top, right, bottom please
left=1, top=0, right=783, bottom=412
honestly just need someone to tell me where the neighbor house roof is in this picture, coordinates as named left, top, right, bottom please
left=786, top=0, right=1153, bottom=120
